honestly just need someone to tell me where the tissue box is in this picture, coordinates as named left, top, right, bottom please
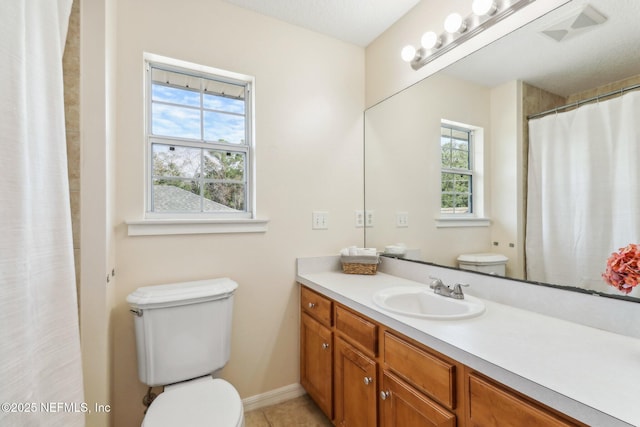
left=341, top=255, right=380, bottom=275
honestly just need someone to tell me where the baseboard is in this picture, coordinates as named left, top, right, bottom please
left=242, top=383, right=306, bottom=412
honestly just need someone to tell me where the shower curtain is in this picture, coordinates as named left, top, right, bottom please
left=0, top=1, right=85, bottom=426
left=527, top=90, right=640, bottom=297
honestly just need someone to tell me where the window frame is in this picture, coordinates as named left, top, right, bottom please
left=436, top=119, right=489, bottom=228
left=440, top=123, right=474, bottom=216
left=144, top=55, right=255, bottom=220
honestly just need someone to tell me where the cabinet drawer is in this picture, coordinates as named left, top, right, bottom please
left=335, top=305, right=378, bottom=355
left=468, top=373, right=582, bottom=427
left=383, top=332, right=455, bottom=409
left=301, top=286, right=332, bottom=326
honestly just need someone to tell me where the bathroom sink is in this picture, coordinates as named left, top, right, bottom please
left=372, top=286, right=485, bottom=320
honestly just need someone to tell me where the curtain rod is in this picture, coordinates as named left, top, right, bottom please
left=527, top=82, right=640, bottom=120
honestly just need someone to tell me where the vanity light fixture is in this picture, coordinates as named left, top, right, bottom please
left=401, top=0, right=536, bottom=70
left=444, top=13, right=467, bottom=34
left=472, top=0, right=498, bottom=17
left=401, top=45, right=417, bottom=62
left=420, top=31, right=441, bottom=50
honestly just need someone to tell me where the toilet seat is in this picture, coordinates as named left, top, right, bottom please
left=142, top=377, right=244, bottom=427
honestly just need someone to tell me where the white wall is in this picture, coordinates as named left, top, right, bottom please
left=489, top=81, right=524, bottom=278
left=112, top=0, right=364, bottom=425
left=80, top=0, right=116, bottom=426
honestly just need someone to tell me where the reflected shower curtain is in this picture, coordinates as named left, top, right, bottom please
left=0, top=1, right=85, bottom=426
left=527, top=91, right=640, bottom=297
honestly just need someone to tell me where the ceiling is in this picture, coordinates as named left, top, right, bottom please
left=223, top=0, right=639, bottom=97
left=441, top=0, right=640, bottom=96
left=222, top=0, right=420, bottom=47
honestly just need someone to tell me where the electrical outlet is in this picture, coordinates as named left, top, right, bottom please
left=312, top=211, right=329, bottom=230
left=355, top=210, right=364, bottom=228
left=396, top=212, right=409, bottom=228
left=365, top=210, right=374, bottom=228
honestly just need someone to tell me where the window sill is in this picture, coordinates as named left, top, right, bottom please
left=435, top=217, right=490, bottom=228
left=126, top=218, right=269, bottom=236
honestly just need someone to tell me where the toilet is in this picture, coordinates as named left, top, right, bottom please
left=457, top=253, right=509, bottom=276
left=127, top=278, right=244, bottom=427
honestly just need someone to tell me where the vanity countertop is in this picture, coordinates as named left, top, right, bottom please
left=296, top=269, right=640, bottom=427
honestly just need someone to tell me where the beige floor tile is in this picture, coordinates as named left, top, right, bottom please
left=243, top=408, right=270, bottom=427
left=245, top=395, right=332, bottom=427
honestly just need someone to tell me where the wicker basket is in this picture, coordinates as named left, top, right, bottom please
left=341, top=255, right=380, bottom=275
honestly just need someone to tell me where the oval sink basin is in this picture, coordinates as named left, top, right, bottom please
left=373, top=286, right=485, bottom=320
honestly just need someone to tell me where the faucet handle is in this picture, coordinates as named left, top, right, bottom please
left=429, top=276, right=444, bottom=289
left=452, top=283, right=469, bottom=299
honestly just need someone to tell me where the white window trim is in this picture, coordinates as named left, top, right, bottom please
left=437, top=119, right=488, bottom=228
left=435, top=217, right=490, bottom=228
left=126, top=218, right=269, bottom=236
left=126, top=53, right=266, bottom=236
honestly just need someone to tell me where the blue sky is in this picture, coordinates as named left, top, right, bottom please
left=151, top=84, right=246, bottom=144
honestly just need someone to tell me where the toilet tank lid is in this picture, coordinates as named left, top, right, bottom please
left=127, top=278, right=238, bottom=309
left=457, top=253, right=508, bottom=263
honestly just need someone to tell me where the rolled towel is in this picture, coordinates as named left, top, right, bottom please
left=340, top=246, right=357, bottom=256
left=357, top=247, right=377, bottom=256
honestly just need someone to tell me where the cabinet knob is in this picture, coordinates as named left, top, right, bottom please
left=308, top=302, right=316, bottom=308
left=363, top=376, right=373, bottom=385
left=380, top=390, right=391, bottom=400
left=321, top=342, right=330, bottom=350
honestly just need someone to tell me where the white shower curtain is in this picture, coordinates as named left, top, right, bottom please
left=0, top=1, right=85, bottom=426
left=527, top=90, right=640, bottom=297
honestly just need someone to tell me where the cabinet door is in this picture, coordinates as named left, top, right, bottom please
left=301, top=312, right=333, bottom=419
left=380, top=371, right=456, bottom=427
left=467, top=373, right=582, bottom=427
left=335, top=337, right=377, bottom=427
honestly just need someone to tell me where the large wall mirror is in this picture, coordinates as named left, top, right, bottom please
left=365, top=0, right=640, bottom=302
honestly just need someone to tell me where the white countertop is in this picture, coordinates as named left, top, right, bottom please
left=296, top=269, right=640, bottom=427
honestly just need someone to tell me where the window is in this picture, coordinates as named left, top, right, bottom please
left=440, top=123, right=473, bottom=215
left=146, top=60, right=253, bottom=219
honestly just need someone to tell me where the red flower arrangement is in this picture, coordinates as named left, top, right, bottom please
left=602, top=243, right=640, bottom=294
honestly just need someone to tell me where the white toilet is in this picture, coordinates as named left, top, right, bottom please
left=127, top=278, right=244, bottom=427
left=457, top=253, right=509, bottom=276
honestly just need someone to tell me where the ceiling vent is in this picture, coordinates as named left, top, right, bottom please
left=541, top=4, right=607, bottom=42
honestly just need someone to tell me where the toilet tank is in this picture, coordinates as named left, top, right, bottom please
left=457, top=253, right=509, bottom=276
left=127, top=278, right=238, bottom=387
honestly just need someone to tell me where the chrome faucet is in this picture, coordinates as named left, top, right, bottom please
left=429, top=276, right=469, bottom=300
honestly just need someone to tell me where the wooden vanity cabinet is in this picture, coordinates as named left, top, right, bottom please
left=299, top=285, right=586, bottom=427
left=300, top=288, right=333, bottom=419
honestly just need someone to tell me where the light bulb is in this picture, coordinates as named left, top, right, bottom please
left=444, top=13, right=466, bottom=34
left=401, top=45, right=416, bottom=62
left=420, top=31, right=441, bottom=50
left=472, top=0, right=497, bottom=16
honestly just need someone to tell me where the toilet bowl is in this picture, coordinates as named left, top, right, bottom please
left=142, top=377, right=244, bottom=427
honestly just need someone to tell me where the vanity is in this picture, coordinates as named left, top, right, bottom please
left=296, top=256, right=640, bottom=427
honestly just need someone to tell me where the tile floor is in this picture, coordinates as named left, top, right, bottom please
left=244, top=394, right=332, bottom=427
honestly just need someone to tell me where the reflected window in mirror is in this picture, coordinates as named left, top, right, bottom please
left=440, top=123, right=472, bottom=214
left=437, top=120, right=487, bottom=227
left=436, top=119, right=489, bottom=228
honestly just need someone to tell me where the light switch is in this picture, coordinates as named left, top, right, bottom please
left=312, top=211, right=329, bottom=230
left=396, top=212, right=409, bottom=227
